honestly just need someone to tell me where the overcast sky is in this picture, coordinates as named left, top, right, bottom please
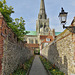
left=6, top=0, right=75, bottom=32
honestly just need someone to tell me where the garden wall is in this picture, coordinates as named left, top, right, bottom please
left=0, top=13, right=33, bottom=75
left=41, top=18, right=75, bottom=75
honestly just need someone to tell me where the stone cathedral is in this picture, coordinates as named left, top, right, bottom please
left=24, top=0, right=61, bottom=50
left=36, top=0, right=50, bottom=35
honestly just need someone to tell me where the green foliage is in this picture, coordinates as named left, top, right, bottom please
left=24, top=31, right=30, bottom=35
left=0, top=0, right=14, bottom=24
left=40, top=56, right=65, bottom=75
left=12, top=56, right=34, bottom=75
left=0, top=0, right=27, bottom=40
left=9, top=17, right=25, bottom=40
left=12, top=69, right=26, bottom=75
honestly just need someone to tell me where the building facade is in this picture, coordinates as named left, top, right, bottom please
left=24, top=0, right=61, bottom=50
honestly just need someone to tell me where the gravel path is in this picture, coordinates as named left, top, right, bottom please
left=29, top=55, right=48, bottom=75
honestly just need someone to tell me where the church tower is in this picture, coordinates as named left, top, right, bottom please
left=36, top=0, right=50, bottom=35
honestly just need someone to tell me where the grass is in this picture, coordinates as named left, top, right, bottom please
left=11, top=56, right=34, bottom=75
left=39, top=56, right=65, bottom=75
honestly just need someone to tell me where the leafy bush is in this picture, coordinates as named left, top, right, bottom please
left=11, top=56, right=34, bottom=75
left=0, top=0, right=28, bottom=41
left=40, top=56, right=65, bottom=75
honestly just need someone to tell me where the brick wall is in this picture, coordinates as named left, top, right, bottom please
left=0, top=13, right=33, bottom=75
left=41, top=18, right=75, bottom=75
left=0, top=13, right=4, bottom=75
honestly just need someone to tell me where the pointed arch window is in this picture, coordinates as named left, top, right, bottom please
left=35, top=40, right=38, bottom=44
left=40, top=15, right=42, bottom=19
left=46, top=28, right=49, bottom=32
left=39, top=15, right=42, bottom=19
left=29, top=39, right=33, bottom=44
left=45, top=14, right=47, bottom=19
left=44, top=25, right=46, bottom=28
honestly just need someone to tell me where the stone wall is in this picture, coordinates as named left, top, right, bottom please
left=41, top=18, right=75, bottom=75
left=0, top=13, right=33, bottom=75
left=2, top=39, right=33, bottom=75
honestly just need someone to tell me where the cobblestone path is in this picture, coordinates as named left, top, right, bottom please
left=29, top=55, right=48, bottom=75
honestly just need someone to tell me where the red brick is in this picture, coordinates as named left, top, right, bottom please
left=0, top=70, right=2, bottom=75
left=0, top=55, right=3, bottom=59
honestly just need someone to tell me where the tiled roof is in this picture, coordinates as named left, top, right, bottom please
left=25, top=31, right=37, bottom=35
left=42, top=35, right=54, bottom=43
left=40, top=35, right=48, bottom=39
left=55, top=32, right=62, bottom=36
left=25, top=31, right=61, bottom=36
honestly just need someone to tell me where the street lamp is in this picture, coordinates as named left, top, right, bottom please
left=58, top=7, right=75, bottom=33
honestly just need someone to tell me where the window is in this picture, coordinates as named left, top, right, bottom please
left=40, top=15, right=42, bottom=19
left=40, top=25, right=43, bottom=28
left=46, top=28, right=48, bottom=32
left=45, top=14, right=46, bottom=19
left=44, top=25, right=46, bottom=28
left=29, top=39, right=33, bottom=44
left=31, top=40, right=33, bottom=44
left=46, top=38, right=50, bottom=41
left=35, top=40, right=38, bottom=44
left=44, top=43, right=48, bottom=47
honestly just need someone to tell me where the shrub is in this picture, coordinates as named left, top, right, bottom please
left=12, top=56, right=34, bottom=75
left=40, top=56, right=65, bottom=75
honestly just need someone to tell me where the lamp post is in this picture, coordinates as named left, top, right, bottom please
left=59, top=8, right=75, bottom=60
left=58, top=7, right=75, bottom=33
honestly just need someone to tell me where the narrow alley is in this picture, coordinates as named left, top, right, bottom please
left=29, top=55, right=48, bottom=75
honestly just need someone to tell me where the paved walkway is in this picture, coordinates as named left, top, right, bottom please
left=29, top=55, right=48, bottom=75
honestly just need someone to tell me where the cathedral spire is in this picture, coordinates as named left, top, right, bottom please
left=36, top=0, right=50, bottom=34
left=40, top=0, right=45, bottom=10
left=38, top=0, right=47, bottom=19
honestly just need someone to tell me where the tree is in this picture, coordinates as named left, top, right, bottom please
left=0, top=0, right=28, bottom=41
left=0, top=0, right=14, bottom=24
left=9, top=17, right=26, bottom=41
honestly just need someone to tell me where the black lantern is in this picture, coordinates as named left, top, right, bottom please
left=58, top=7, right=68, bottom=25
left=58, top=7, right=75, bottom=33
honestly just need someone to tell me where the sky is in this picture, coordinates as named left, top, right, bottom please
left=5, top=0, right=75, bottom=32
